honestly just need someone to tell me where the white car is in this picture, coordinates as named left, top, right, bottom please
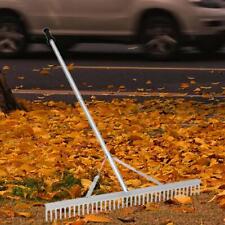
left=0, top=0, right=225, bottom=59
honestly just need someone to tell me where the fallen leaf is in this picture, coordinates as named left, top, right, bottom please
left=217, top=190, right=225, bottom=197
left=219, top=198, right=225, bottom=208
left=2, top=65, right=10, bottom=71
left=126, top=179, right=142, bottom=187
left=64, top=219, right=87, bottom=225
left=84, top=214, right=111, bottom=223
left=0, top=169, right=8, bottom=177
left=145, top=203, right=160, bottom=211
left=67, top=184, right=81, bottom=198
left=212, top=82, right=220, bottom=85
left=171, top=206, right=195, bottom=213
left=180, top=83, right=189, bottom=89
left=14, top=202, right=31, bottom=210
left=81, top=179, right=92, bottom=191
left=32, top=202, right=45, bottom=207
left=17, top=76, right=25, bottom=80
left=15, top=211, right=32, bottom=218
left=40, top=68, right=50, bottom=76
left=107, top=85, right=114, bottom=89
left=0, top=208, right=15, bottom=218
left=52, top=220, right=60, bottom=225
left=187, top=76, right=195, bottom=80
left=194, top=87, right=201, bottom=92
left=117, top=216, right=135, bottom=223
left=173, top=195, right=193, bottom=204
left=67, top=63, right=75, bottom=71
left=200, top=86, right=212, bottom=89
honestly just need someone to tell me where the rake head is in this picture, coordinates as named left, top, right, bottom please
left=45, top=179, right=200, bottom=222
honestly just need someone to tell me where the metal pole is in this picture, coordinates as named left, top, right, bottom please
left=47, top=37, right=127, bottom=192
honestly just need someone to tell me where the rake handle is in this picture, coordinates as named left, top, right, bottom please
left=44, top=28, right=128, bottom=192
left=43, top=28, right=55, bottom=45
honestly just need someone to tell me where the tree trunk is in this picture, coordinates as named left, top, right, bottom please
left=0, top=71, right=24, bottom=112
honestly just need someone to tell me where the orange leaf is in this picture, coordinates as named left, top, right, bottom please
left=173, top=195, right=193, bottom=204
left=67, top=185, right=81, bottom=198
left=219, top=198, right=225, bottom=208
left=40, top=68, right=50, bottom=76
left=84, top=214, right=112, bottom=223
left=180, top=83, right=189, bottom=89
left=67, top=63, right=75, bottom=72
left=14, top=202, right=31, bottom=210
left=64, top=219, right=87, bottom=225
left=0, top=208, right=15, bottom=218
left=15, top=211, right=32, bottom=218
left=126, top=179, right=142, bottom=187
left=0, top=168, right=8, bottom=177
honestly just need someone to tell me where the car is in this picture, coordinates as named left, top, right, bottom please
left=0, top=0, right=225, bottom=59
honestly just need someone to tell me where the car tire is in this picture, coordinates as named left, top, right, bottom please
left=140, top=15, right=180, bottom=60
left=0, top=15, right=27, bottom=57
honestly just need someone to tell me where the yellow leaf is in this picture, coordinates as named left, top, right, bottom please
left=217, top=190, right=225, bottom=197
left=67, top=63, right=75, bottom=71
left=40, top=68, right=50, bottom=76
left=67, top=185, right=81, bottom=198
left=219, top=197, right=225, bottom=208
left=81, top=179, right=92, bottom=190
left=180, top=83, right=189, bottom=89
left=145, top=203, right=160, bottom=211
left=84, top=215, right=112, bottom=223
left=15, top=211, right=32, bottom=218
left=173, top=195, right=193, bottom=204
left=126, top=179, right=142, bottom=188
left=64, top=219, right=87, bottom=225
left=14, top=203, right=31, bottom=210
left=0, top=208, right=15, bottom=217
left=0, top=168, right=8, bottom=177
left=52, top=220, right=61, bottom=225
left=2, top=65, right=10, bottom=71
left=200, top=86, right=212, bottom=89
left=194, top=87, right=201, bottom=92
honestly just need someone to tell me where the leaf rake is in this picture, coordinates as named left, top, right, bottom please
left=43, top=28, right=201, bottom=222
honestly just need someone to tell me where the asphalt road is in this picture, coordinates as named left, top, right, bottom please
left=0, top=43, right=225, bottom=102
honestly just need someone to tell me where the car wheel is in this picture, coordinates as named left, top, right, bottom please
left=0, top=16, right=27, bottom=57
left=141, top=15, right=180, bottom=60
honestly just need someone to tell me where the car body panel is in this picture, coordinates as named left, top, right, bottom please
left=0, top=0, right=225, bottom=40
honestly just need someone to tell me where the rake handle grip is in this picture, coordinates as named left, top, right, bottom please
left=43, top=28, right=55, bottom=44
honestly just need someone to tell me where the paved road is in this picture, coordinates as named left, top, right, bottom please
left=0, top=44, right=225, bottom=102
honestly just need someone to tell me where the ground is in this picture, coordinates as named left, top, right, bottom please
left=0, top=98, right=224, bottom=225
left=0, top=193, right=224, bottom=225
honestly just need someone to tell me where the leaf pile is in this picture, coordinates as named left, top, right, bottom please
left=0, top=98, right=224, bottom=207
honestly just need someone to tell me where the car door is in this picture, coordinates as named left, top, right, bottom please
left=52, top=0, right=134, bottom=35
left=19, top=0, right=63, bottom=34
